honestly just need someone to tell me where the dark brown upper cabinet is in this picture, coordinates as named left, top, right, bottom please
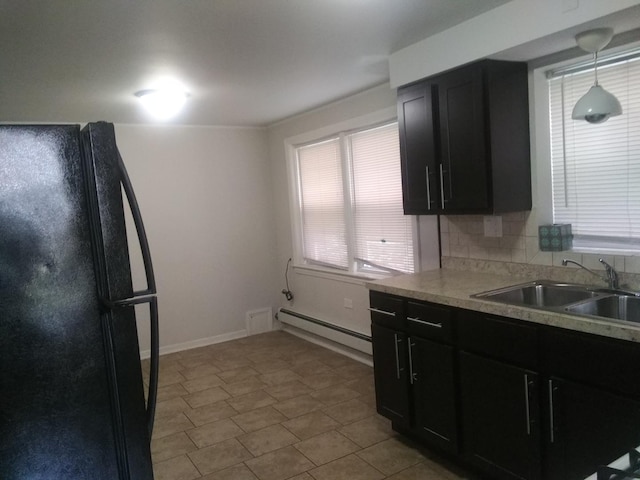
left=397, top=60, right=532, bottom=215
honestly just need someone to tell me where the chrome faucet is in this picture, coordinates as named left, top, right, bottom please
left=598, top=258, right=620, bottom=290
left=561, top=258, right=620, bottom=289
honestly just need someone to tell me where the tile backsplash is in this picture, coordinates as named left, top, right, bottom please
left=439, top=209, right=640, bottom=287
left=441, top=211, right=529, bottom=264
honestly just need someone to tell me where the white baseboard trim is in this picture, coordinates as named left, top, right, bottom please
left=139, top=325, right=374, bottom=367
left=281, top=324, right=373, bottom=367
left=139, top=329, right=248, bottom=359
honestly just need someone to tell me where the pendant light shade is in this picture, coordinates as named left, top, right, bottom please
left=571, top=28, right=622, bottom=124
left=571, top=84, right=623, bottom=124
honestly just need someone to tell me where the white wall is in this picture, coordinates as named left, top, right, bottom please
left=114, top=124, right=280, bottom=353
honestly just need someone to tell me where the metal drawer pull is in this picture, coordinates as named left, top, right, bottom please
left=393, top=333, right=401, bottom=380
left=524, top=374, right=532, bottom=436
left=549, top=379, right=556, bottom=443
left=407, top=316, right=442, bottom=328
left=368, top=307, right=396, bottom=317
left=439, top=163, right=446, bottom=208
left=425, top=166, right=431, bottom=210
left=408, top=339, right=416, bottom=385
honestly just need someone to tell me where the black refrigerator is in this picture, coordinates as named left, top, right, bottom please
left=0, top=122, right=159, bottom=479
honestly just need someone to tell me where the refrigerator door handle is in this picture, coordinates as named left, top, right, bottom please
left=100, top=294, right=159, bottom=438
left=116, top=149, right=157, bottom=296
left=102, top=295, right=156, bottom=309
left=111, top=148, right=159, bottom=438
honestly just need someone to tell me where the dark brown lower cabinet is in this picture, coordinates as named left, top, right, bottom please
left=371, top=325, right=459, bottom=452
left=544, top=377, right=640, bottom=480
left=409, top=336, right=458, bottom=453
left=369, top=291, right=640, bottom=480
left=459, top=352, right=541, bottom=480
left=371, top=294, right=458, bottom=453
left=371, top=323, right=410, bottom=426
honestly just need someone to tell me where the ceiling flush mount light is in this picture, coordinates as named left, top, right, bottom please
left=571, top=28, right=622, bottom=124
left=135, top=88, right=188, bottom=120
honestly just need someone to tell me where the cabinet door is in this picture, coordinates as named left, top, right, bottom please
left=437, top=65, right=489, bottom=212
left=459, top=352, right=541, bottom=480
left=545, top=377, right=640, bottom=480
left=371, top=324, right=410, bottom=427
left=397, top=81, right=439, bottom=214
left=410, top=336, right=458, bottom=453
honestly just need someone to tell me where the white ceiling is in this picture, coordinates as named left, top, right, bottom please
left=0, top=0, right=512, bottom=127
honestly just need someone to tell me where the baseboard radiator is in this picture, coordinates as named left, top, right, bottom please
left=278, top=308, right=372, bottom=356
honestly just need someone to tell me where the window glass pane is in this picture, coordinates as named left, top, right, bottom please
left=350, top=123, right=414, bottom=273
left=549, top=56, right=640, bottom=249
left=297, top=138, right=348, bottom=269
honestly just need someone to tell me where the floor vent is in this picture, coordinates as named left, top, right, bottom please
left=246, top=308, right=273, bottom=335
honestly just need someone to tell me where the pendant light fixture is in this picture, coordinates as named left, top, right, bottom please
left=571, top=28, right=622, bottom=124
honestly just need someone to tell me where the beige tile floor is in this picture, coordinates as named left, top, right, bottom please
left=142, top=331, right=473, bottom=480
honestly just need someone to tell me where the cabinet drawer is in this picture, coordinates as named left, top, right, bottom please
left=369, top=291, right=403, bottom=328
left=457, top=310, right=538, bottom=369
left=541, top=327, right=640, bottom=399
left=406, top=300, right=454, bottom=343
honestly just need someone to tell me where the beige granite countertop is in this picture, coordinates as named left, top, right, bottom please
left=366, top=268, right=640, bottom=344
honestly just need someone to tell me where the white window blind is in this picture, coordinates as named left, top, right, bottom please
left=549, top=53, right=640, bottom=249
left=297, top=138, right=348, bottom=269
left=350, top=123, right=414, bottom=273
left=294, top=122, right=414, bottom=275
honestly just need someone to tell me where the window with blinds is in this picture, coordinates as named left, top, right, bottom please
left=548, top=52, right=640, bottom=250
left=297, top=138, right=348, bottom=269
left=295, top=122, right=414, bottom=274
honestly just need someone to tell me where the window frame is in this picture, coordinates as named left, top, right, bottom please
left=284, top=107, right=420, bottom=280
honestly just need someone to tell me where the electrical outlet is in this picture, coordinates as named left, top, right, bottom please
left=562, top=0, right=579, bottom=13
left=483, top=216, right=503, bottom=238
left=343, top=298, right=353, bottom=309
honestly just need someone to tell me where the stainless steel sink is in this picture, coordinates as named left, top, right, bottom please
left=473, top=280, right=640, bottom=326
left=566, top=295, right=640, bottom=324
left=472, top=281, right=600, bottom=308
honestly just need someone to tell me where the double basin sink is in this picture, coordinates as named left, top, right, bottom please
left=472, top=280, right=640, bottom=325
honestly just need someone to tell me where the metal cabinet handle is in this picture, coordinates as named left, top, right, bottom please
left=407, top=316, right=442, bottom=328
left=368, top=307, right=396, bottom=317
left=549, top=379, right=556, bottom=443
left=408, top=338, right=416, bottom=384
left=425, top=166, right=432, bottom=210
left=439, top=163, right=446, bottom=209
left=524, top=374, right=532, bottom=436
left=393, top=333, right=401, bottom=380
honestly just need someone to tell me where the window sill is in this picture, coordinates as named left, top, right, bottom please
left=292, top=264, right=392, bottom=285
left=570, top=246, right=640, bottom=257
